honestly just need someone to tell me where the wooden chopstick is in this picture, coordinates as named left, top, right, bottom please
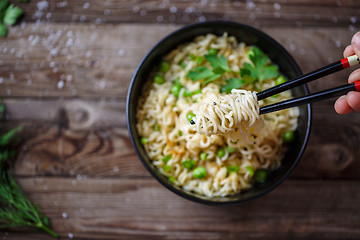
left=259, top=81, right=360, bottom=115
left=257, top=55, right=360, bottom=101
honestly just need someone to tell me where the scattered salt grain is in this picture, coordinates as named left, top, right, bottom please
left=83, top=2, right=90, bottom=9
left=132, top=6, right=140, bottom=13
left=57, top=80, right=64, bottom=89
left=169, top=6, right=177, bottom=13
left=104, top=9, right=111, bottom=15
left=118, top=49, right=126, bottom=56
left=57, top=1, right=68, bottom=8
left=140, top=9, right=147, bottom=16
left=350, top=16, right=357, bottom=24
left=273, top=3, right=281, bottom=10
left=198, top=15, right=206, bottom=22
left=156, top=15, right=164, bottom=22
left=68, top=233, right=74, bottom=239
left=274, top=12, right=281, bottom=18
left=0, top=78, right=3, bottom=84
left=37, top=1, right=49, bottom=11
left=335, top=40, right=341, bottom=48
left=62, top=212, right=68, bottom=219
left=113, top=166, right=119, bottom=172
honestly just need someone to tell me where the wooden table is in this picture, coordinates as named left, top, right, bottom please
left=1, top=1, right=360, bottom=239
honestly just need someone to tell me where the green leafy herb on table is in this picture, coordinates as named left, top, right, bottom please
left=0, top=102, right=58, bottom=238
left=0, top=0, right=26, bottom=37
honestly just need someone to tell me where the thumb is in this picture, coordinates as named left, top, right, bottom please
left=352, top=31, right=360, bottom=58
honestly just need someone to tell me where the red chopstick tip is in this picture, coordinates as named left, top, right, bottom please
left=355, top=81, right=360, bottom=92
left=341, top=58, right=350, bottom=69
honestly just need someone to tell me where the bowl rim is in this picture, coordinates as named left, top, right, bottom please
left=126, top=20, right=312, bottom=205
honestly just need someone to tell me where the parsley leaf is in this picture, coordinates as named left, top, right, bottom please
left=204, top=54, right=231, bottom=72
left=220, top=78, right=245, bottom=93
left=3, top=4, right=23, bottom=26
left=0, top=0, right=9, bottom=12
left=186, top=54, right=231, bottom=86
left=242, top=47, right=279, bottom=83
left=0, top=23, right=7, bottom=37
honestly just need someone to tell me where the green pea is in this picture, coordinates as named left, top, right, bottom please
left=254, top=169, right=267, bottom=183
left=171, top=84, right=182, bottom=98
left=193, top=166, right=207, bottom=179
left=182, top=159, right=196, bottom=170
left=226, top=146, right=237, bottom=153
left=178, top=130, right=183, bottom=136
left=276, top=75, right=286, bottom=85
left=200, top=152, right=207, bottom=160
left=168, top=176, right=176, bottom=183
left=245, top=166, right=254, bottom=176
left=162, top=154, right=172, bottom=163
left=183, top=89, right=193, bottom=97
left=154, top=75, right=164, bottom=84
left=159, top=61, right=170, bottom=73
left=186, top=112, right=196, bottom=122
left=283, top=131, right=294, bottom=143
left=195, top=56, right=203, bottom=65
left=140, top=137, right=148, bottom=145
left=217, top=147, right=225, bottom=157
left=227, top=165, right=239, bottom=174
left=209, top=48, right=218, bottom=55
left=163, top=165, right=171, bottom=172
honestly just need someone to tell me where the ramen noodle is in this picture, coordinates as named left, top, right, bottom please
left=136, top=33, right=299, bottom=197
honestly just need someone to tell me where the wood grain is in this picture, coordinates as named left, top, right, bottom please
left=1, top=97, right=359, bottom=179
left=16, top=0, right=360, bottom=28
left=0, top=24, right=356, bottom=98
left=2, top=177, right=360, bottom=239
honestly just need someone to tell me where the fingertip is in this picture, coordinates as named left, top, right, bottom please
left=347, top=91, right=360, bottom=112
left=334, top=95, right=353, bottom=114
left=343, top=45, right=354, bottom=58
left=351, top=31, right=360, bottom=57
left=348, top=68, right=360, bottom=83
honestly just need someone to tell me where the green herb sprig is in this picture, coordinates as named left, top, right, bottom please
left=0, top=101, right=58, bottom=238
left=0, top=0, right=26, bottom=37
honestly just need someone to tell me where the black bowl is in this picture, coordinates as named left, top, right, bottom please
left=127, top=21, right=311, bottom=205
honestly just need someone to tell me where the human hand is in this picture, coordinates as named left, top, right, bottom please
left=334, top=31, right=360, bottom=114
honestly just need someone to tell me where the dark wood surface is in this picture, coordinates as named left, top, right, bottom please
left=1, top=1, right=360, bottom=239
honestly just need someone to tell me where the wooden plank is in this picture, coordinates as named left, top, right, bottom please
left=1, top=97, right=360, bottom=179
left=0, top=23, right=356, bottom=98
left=2, top=177, right=360, bottom=239
left=15, top=0, right=360, bottom=27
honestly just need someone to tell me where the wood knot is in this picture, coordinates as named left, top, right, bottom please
left=63, top=101, right=95, bottom=131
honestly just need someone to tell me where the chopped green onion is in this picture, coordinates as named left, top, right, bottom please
left=227, top=165, right=239, bottom=174
left=192, top=89, right=202, bottom=95
left=246, top=166, right=254, bottom=176
left=193, top=167, right=207, bottom=179
left=154, top=122, right=160, bottom=131
left=209, top=48, right=218, bottom=55
left=217, top=147, right=225, bottom=157
left=271, top=94, right=279, bottom=98
left=179, top=61, right=186, bottom=69
left=162, top=154, right=172, bottom=163
left=170, top=83, right=182, bottom=98
left=140, top=137, right=148, bottom=145
left=186, top=112, right=196, bottom=122
left=200, top=152, right=207, bottom=160
left=154, top=75, right=165, bottom=84
left=178, top=130, right=183, bottom=136
left=254, top=169, right=267, bottom=183
left=195, top=56, right=203, bottom=65
left=276, top=75, right=287, bottom=85
left=183, top=89, right=193, bottom=97
left=159, top=60, right=170, bottom=73
left=226, top=146, right=237, bottom=153
left=168, top=176, right=176, bottom=183
left=182, top=159, right=196, bottom=170
left=283, top=131, right=294, bottom=143
left=163, top=165, right=171, bottom=172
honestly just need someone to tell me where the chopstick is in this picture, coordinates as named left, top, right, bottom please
left=257, top=54, right=360, bottom=114
left=259, top=80, right=360, bottom=115
left=257, top=55, right=360, bottom=101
